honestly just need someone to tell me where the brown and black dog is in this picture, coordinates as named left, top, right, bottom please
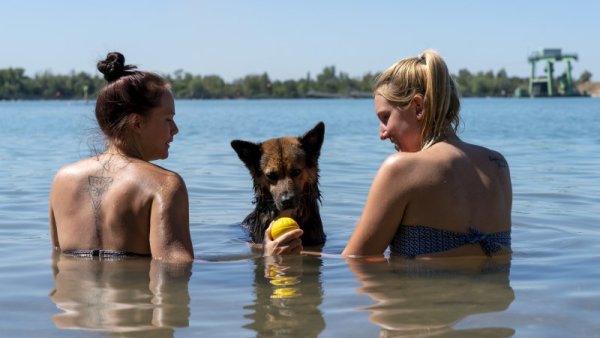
left=231, top=122, right=326, bottom=246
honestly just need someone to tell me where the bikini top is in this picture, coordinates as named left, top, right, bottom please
left=390, top=225, right=511, bottom=258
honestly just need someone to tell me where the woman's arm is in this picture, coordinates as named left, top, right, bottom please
left=49, top=173, right=62, bottom=250
left=342, top=155, right=411, bottom=257
left=49, top=203, right=59, bottom=249
left=150, top=173, right=194, bottom=262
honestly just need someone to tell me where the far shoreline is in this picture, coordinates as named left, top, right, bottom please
left=1, top=96, right=598, bottom=103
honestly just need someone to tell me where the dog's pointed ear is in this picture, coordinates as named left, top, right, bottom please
left=231, top=140, right=262, bottom=175
left=299, top=121, right=325, bottom=166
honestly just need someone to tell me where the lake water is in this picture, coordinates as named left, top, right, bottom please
left=1, top=98, right=599, bottom=337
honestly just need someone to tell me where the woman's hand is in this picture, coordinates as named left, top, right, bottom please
left=263, top=222, right=303, bottom=256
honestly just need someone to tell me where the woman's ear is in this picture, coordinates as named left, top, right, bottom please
left=413, top=95, right=425, bottom=120
left=127, top=113, right=144, bottom=134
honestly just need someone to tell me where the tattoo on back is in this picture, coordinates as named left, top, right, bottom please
left=88, top=176, right=114, bottom=241
left=489, top=155, right=508, bottom=169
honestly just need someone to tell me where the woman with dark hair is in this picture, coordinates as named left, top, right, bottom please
left=49, top=52, right=194, bottom=263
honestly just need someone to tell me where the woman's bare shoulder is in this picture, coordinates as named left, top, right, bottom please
left=52, top=157, right=99, bottom=182
left=121, top=161, right=187, bottom=201
left=376, top=152, right=431, bottom=193
left=132, top=161, right=185, bottom=185
left=52, top=157, right=185, bottom=195
left=381, top=149, right=447, bottom=180
left=381, top=151, right=422, bottom=173
left=462, top=142, right=509, bottom=166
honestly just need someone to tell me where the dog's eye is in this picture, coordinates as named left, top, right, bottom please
left=266, top=172, right=279, bottom=181
left=290, top=169, right=301, bottom=178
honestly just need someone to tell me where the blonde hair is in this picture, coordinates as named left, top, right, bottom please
left=375, top=49, right=461, bottom=149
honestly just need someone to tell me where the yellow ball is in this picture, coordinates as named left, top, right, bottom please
left=270, top=217, right=300, bottom=239
left=271, top=287, right=299, bottom=299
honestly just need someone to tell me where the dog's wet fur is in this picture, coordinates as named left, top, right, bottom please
left=231, top=122, right=326, bottom=246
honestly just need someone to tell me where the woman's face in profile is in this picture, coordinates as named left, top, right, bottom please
left=374, top=94, right=421, bottom=152
left=137, top=90, right=179, bottom=161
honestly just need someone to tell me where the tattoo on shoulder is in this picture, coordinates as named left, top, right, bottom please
left=488, top=155, right=508, bottom=169
left=88, top=176, right=113, bottom=239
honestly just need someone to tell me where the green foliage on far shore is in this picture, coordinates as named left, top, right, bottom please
left=454, top=69, right=527, bottom=97
left=2, top=66, right=589, bottom=100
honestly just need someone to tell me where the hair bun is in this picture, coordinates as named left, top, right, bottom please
left=97, top=52, right=137, bottom=82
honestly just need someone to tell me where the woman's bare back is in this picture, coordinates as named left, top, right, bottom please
left=400, top=139, right=512, bottom=233
left=50, top=154, right=191, bottom=259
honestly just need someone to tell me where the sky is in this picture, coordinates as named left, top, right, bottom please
left=1, top=0, right=598, bottom=82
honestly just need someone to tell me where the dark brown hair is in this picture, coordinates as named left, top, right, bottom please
left=95, top=52, right=169, bottom=146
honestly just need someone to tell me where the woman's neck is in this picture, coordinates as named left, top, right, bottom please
left=422, top=128, right=459, bottom=150
left=104, top=143, right=144, bottom=160
left=443, top=130, right=460, bottom=142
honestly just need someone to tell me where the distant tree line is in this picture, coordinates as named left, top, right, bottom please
left=0, top=66, right=593, bottom=100
left=454, top=69, right=526, bottom=97
left=0, top=68, right=104, bottom=100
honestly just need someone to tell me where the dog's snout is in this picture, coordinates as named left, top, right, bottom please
left=279, top=191, right=296, bottom=209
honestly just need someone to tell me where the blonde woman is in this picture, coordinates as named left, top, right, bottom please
left=342, top=50, right=512, bottom=257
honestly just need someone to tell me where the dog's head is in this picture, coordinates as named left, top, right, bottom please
left=231, top=122, right=324, bottom=216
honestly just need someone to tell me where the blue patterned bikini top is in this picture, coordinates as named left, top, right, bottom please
left=390, top=225, right=511, bottom=258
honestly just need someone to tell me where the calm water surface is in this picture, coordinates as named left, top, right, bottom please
left=0, top=98, right=599, bottom=337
